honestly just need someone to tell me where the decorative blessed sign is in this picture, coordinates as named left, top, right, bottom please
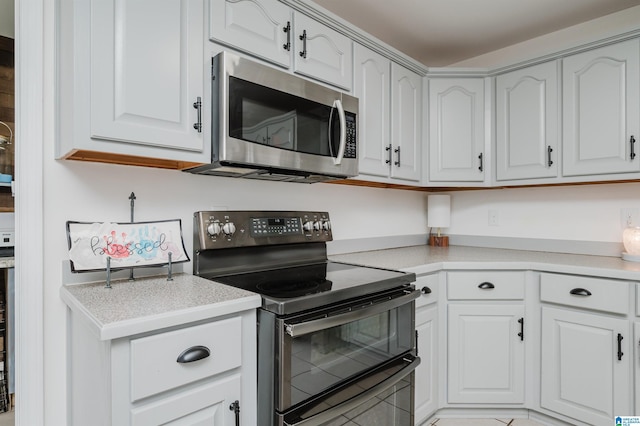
left=66, top=219, right=189, bottom=272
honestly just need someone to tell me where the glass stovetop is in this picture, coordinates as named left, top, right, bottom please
left=208, top=261, right=415, bottom=315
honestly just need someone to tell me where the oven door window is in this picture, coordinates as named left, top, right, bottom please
left=228, top=76, right=349, bottom=157
left=279, top=299, right=414, bottom=411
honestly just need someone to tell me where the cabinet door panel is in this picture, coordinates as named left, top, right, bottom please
left=448, top=304, right=525, bottom=403
left=563, top=39, right=640, bottom=176
left=496, top=61, right=559, bottom=181
left=209, top=0, right=292, bottom=68
left=541, top=307, right=631, bottom=425
left=354, top=45, right=391, bottom=178
left=130, top=374, right=240, bottom=425
left=415, top=305, right=437, bottom=422
left=294, top=13, right=352, bottom=90
left=429, top=78, right=484, bottom=182
left=391, top=63, right=422, bottom=182
left=91, top=0, right=204, bottom=152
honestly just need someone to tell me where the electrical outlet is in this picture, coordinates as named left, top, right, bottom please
left=621, top=208, right=639, bottom=228
left=488, top=210, right=499, bottom=226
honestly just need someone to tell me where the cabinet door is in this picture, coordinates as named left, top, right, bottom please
left=429, top=78, right=485, bottom=182
left=563, top=39, right=640, bottom=177
left=209, top=0, right=292, bottom=68
left=353, top=44, right=391, bottom=178
left=448, top=304, right=525, bottom=403
left=496, top=61, right=559, bottom=181
left=391, top=63, right=422, bottom=182
left=415, top=305, right=438, bottom=423
left=635, top=322, right=640, bottom=415
left=541, top=306, right=631, bottom=425
left=90, top=0, right=204, bottom=153
left=293, top=13, right=352, bottom=90
left=130, top=374, right=241, bottom=425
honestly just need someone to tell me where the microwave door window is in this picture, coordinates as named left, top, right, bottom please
left=228, top=77, right=334, bottom=157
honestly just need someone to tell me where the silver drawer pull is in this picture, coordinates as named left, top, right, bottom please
left=569, top=288, right=592, bottom=296
left=176, top=345, right=210, bottom=363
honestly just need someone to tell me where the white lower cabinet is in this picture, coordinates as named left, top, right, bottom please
left=68, top=310, right=257, bottom=426
left=540, top=306, right=631, bottom=425
left=414, top=275, right=439, bottom=423
left=636, top=321, right=640, bottom=415
left=539, top=273, right=632, bottom=425
left=446, top=271, right=526, bottom=404
left=447, top=304, right=525, bottom=403
left=129, top=374, right=241, bottom=425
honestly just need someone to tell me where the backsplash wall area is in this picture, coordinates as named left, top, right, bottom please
left=447, top=182, right=640, bottom=255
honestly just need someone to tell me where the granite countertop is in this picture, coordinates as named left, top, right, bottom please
left=60, top=273, right=261, bottom=341
left=330, top=245, right=640, bottom=280
left=0, top=257, right=14, bottom=268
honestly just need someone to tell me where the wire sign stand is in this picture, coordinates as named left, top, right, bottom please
left=66, top=193, right=189, bottom=289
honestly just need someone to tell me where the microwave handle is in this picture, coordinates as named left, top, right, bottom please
left=330, top=99, right=347, bottom=165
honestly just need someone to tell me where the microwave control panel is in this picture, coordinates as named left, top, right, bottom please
left=345, top=114, right=357, bottom=159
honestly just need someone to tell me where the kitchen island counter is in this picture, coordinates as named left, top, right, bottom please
left=60, top=273, right=261, bottom=341
left=330, top=244, right=640, bottom=280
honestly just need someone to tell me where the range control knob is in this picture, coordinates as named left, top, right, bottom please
left=222, top=222, right=236, bottom=236
left=313, top=221, right=322, bottom=231
left=207, top=222, right=222, bottom=236
left=321, top=220, right=331, bottom=231
left=303, top=221, right=314, bottom=232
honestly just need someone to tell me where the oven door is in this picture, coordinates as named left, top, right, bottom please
left=273, top=287, right=419, bottom=421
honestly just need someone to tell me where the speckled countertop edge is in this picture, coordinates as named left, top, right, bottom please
left=329, top=245, right=640, bottom=280
left=60, top=273, right=261, bottom=340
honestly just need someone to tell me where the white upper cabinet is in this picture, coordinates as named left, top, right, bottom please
left=428, top=78, right=485, bottom=182
left=496, top=61, right=559, bottom=181
left=354, top=44, right=421, bottom=183
left=90, top=0, right=205, bottom=154
left=58, top=0, right=209, bottom=166
left=293, top=13, right=352, bottom=90
left=208, top=0, right=352, bottom=90
left=563, top=39, right=640, bottom=177
left=391, top=63, right=422, bottom=181
left=354, top=45, right=391, bottom=178
left=209, top=0, right=292, bottom=68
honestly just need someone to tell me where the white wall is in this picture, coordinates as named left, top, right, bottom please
left=447, top=183, right=640, bottom=243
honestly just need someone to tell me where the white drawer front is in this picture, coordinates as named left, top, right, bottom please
left=447, top=271, right=525, bottom=300
left=130, top=316, right=242, bottom=402
left=415, top=274, right=439, bottom=308
left=540, top=273, right=630, bottom=314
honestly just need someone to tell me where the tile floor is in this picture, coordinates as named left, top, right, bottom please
left=430, top=419, right=544, bottom=426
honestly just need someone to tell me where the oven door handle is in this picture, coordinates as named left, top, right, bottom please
left=284, top=289, right=419, bottom=337
left=283, top=354, right=420, bottom=426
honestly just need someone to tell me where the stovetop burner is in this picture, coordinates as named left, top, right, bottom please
left=211, top=262, right=332, bottom=299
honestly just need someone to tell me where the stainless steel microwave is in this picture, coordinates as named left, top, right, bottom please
left=186, top=51, right=359, bottom=183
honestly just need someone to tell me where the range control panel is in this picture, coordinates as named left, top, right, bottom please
left=194, top=211, right=332, bottom=250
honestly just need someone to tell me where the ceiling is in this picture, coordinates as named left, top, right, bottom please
left=313, top=0, right=640, bottom=66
